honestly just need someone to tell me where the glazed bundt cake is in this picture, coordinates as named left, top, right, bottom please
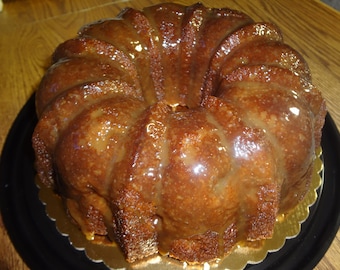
left=32, top=2, right=326, bottom=264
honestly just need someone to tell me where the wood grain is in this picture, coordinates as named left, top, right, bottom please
left=0, top=0, right=339, bottom=269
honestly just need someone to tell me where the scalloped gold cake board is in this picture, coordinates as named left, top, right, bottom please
left=36, top=148, right=323, bottom=270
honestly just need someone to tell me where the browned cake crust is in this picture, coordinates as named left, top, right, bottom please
left=32, top=2, right=326, bottom=264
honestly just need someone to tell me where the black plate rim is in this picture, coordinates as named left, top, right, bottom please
left=1, top=93, right=340, bottom=270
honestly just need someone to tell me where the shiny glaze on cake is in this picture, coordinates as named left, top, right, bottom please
left=32, top=2, right=326, bottom=264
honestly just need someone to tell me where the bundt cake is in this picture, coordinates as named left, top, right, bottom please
left=32, top=2, right=326, bottom=264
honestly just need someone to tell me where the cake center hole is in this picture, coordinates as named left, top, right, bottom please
left=169, top=103, right=190, bottom=112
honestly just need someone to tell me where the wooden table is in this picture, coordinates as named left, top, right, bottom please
left=0, top=0, right=339, bottom=269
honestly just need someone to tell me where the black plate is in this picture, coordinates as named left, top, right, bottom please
left=1, top=94, right=340, bottom=270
